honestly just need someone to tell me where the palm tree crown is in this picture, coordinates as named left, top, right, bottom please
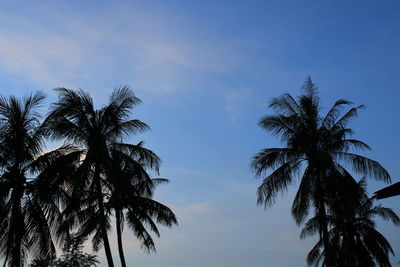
left=107, top=147, right=177, bottom=266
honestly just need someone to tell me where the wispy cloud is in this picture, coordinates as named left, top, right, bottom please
left=173, top=201, right=214, bottom=216
left=0, top=29, right=86, bottom=88
left=224, top=87, right=253, bottom=123
left=0, top=3, right=245, bottom=94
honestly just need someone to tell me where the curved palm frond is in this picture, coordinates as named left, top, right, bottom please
left=257, top=159, right=302, bottom=207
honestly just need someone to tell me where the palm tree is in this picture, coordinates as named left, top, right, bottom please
left=301, top=179, right=399, bottom=266
left=107, top=146, right=177, bottom=267
left=251, top=77, right=390, bottom=265
left=44, top=86, right=152, bottom=267
left=0, top=93, right=77, bottom=267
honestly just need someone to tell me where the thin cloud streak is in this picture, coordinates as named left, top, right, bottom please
left=0, top=3, right=246, bottom=95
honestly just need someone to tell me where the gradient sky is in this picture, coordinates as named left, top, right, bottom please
left=1, top=1, right=400, bottom=266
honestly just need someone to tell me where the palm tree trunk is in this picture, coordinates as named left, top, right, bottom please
left=318, top=199, right=332, bottom=266
left=99, top=200, right=115, bottom=267
left=10, top=188, right=24, bottom=267
left=315, top=173, right=332, bottom=267
left=116, top=209, right=127, bottom=267
left=95, top=173, right=115, bottom=267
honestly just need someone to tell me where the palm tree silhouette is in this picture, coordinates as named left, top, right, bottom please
left=44, top=87, right=150, bottom=267
left=107, top=147, right=177, bottom=267
left=0, top=93, right=77, bottom=267
left=302, top=178, right=399, bottom=266
left=251, top=77, right=390, bottom=265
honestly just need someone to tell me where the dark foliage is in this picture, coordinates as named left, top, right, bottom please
left=0, top=93, right=78, bottom=267
left=107, top=147, right=177, bottom=266
left=251, top=77, right=390, bottom=265
left=43, top=86, right=176, bottom=267
left=302, top=179, right=399, bottom=266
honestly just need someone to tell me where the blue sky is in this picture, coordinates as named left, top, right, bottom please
left=1, top=1, right=400, bottom=266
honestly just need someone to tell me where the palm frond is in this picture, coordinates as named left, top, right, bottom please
left=251, top=148, right=299, bottom=177
left=257, top=159, right=302, bottom=207
left=292, top=166, right=313, bottom=225
left=333, top=152, right=390, bottom=182
left=321, top=99, right=352, bottom=128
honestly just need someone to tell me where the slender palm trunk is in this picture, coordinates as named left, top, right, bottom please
left=9, top=184, right=25, bottom=267
left=315, top=173, right=332, bottom=267
left=98, top=200, right=115, bottom=267
left=116, top=209, right=127, bottom=267
left=94, top=171, right=115, bottom=267
left=317, top=199, right=331, bottom=266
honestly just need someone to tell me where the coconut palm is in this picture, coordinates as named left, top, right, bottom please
left=301, top=179, right=399, bottom=266
left=44, top=86, right=152, bottom=267
left=107, top=146, right=177, bottom=267
left=0, top=93, right=78, bottom=267
left=251, top=77, right=390, bottom=265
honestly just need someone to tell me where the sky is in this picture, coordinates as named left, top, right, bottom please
left=0, top=0, right=400, bottom=266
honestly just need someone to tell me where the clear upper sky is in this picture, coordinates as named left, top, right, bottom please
left=1, top=1, right=400, bottom=266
